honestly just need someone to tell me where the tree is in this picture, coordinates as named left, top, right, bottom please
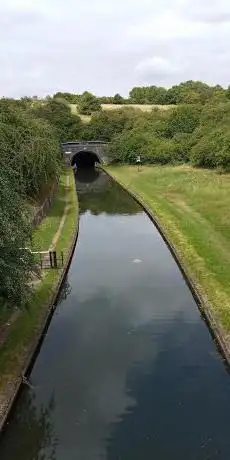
left=0, top=99, right=62, bottom=196
left=226, top=85, right=230, bottom=100
left=129, top=87, right=147, bottom=104
left=33, top=98, right=82, bottom=142
left=190, top=127, right=230, bottom=170
left=166, top=105, right=201, bottom=137
left=108, top=129, right=151, bottom=163
left=98, top=96, right=114, bottom=104
left=53, top=92, right=81, bottom=104
left=129, top=81, right=228, bottom=105
left=210, top=85, right=227, bottom=103
left=113, top=93, right=124, bottom=104
left=78, top=92, right=101, bottom=115
left=81, top=108, right=137, bottom=141
left=0, top=159, right=34, bottom=308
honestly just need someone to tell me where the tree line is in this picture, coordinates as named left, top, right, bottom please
left=40, top=80, right=230, bottom=112
left=129, top=81, right=230, bottom=105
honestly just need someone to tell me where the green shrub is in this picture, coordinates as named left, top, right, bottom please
left=108, top=130, right=151, bottom=164
left=166, top=104, right=202, bottom=137
left=0, top=159, right=34, bottom=308
left=191, top=128, right=230, bottom=170
left=147, top=138, right=175, bottom=164
left=78, top=92, right=102, bottom=115
left=171, top=133, right=193, bottom=163
left=0, top=101, right=61, bottom=197
left=33, top=98, right=82, bottom=142
left=82, top=108, right=137, bottom=141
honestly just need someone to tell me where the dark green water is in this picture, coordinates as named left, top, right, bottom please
left=1, top=169, right=230, bottom=459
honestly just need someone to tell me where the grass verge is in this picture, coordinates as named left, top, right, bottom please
left=0, top=168, right=78, bottom=411
left=107, top=165, right=230, bottom=334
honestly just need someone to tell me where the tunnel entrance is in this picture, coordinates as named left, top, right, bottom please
left=71, top=151, right=101, bottom=168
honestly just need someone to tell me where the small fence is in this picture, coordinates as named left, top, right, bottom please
left=32, top=250, right=64, bottom=269
left=31, top=179, right=58, bottom=229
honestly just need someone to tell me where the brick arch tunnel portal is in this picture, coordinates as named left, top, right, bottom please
left=71, top=150, right=101, bottom=169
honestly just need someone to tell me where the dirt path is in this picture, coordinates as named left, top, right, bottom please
left=49, top=173, right=70, bottom=251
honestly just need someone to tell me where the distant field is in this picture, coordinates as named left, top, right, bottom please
left=70, top=103, right=174, bottom=122
left=101, top=103, right=173, bottom=111
left=70, top=104, right=91, bottom=123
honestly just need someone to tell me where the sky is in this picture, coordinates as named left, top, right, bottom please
left=1, top=0, right=230, bottom=97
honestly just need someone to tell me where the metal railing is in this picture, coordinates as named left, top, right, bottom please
left=32, top=250, right=64, bottom=269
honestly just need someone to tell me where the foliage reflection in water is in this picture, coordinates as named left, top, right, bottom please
left=1, top=169, right=230, bottom=460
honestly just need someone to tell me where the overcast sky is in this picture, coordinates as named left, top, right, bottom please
left=1, top=0, right=230, bottom=97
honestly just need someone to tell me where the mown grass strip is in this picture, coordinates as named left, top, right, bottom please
left=107, top=165, right=230, bottom=333
left=31, top=172, right=67, bottom=252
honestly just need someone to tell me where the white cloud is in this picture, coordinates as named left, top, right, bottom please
left=0, top=0, right=230, bottom=97
left=128, top=10, right=209, bottom=41
left=135, top=57, right=180, bottom=82
left=181, top=0, right=230, bottom=23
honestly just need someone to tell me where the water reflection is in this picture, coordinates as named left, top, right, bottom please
left=0, top=392, right=57, bottom=460
left=55, top=278, right=72, bottom=306
left=1, top=169, right=230, bottom=459
left=75, top=167, right=100, bottom=184
left=75, top=168, right=140, bottom=216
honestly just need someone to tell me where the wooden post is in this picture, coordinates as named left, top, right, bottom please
left=53, top=251, right=58, bottom=269
left=49, top=251, right=53, bottom=269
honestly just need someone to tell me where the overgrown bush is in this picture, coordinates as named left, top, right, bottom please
left=78, top=92, right=102, bottom=115
left=108, top=129, right=178, bottom=165
left=191, top=128, right=230, bottom=170
left=0, top=97, right=76, bottom=310
left=171, top=133, right=193, bottom=163
left=166, top=105, right=201, bottom=137
left=108, top=130, right=150, bottom=164
left=0, top=159, right=34, bottom=308
left=82, top=108, right=138, bottom=141
left=33, top=98, right=82, bottom=142
left=106, top=101, right=230, bottom=170
left=0, top=103, right=62, bottom=196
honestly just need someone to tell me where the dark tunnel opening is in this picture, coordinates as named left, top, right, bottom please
left=71, top=151, right=101, bottom=169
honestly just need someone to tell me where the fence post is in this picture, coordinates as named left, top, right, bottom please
left=49, top=251, right=53, bottom=269
left=53, top=251, right=58, bottom=269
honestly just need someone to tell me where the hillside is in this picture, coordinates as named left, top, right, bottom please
left=70, top=103, right=174, bottom=122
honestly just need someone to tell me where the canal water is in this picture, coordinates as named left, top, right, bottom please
left=1, top=169, right=230, bottom=459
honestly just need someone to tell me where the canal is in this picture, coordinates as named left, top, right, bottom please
left=1, top=168, right=230, bottom=459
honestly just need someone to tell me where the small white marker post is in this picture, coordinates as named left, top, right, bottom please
left=136, top=155, right=141, bottom=172
left=65, top=150, right=72, bottom=167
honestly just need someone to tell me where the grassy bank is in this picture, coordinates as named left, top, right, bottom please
left=0, top=168, right=78, bottom=408
left=108, top=165, right=230, bottom=334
